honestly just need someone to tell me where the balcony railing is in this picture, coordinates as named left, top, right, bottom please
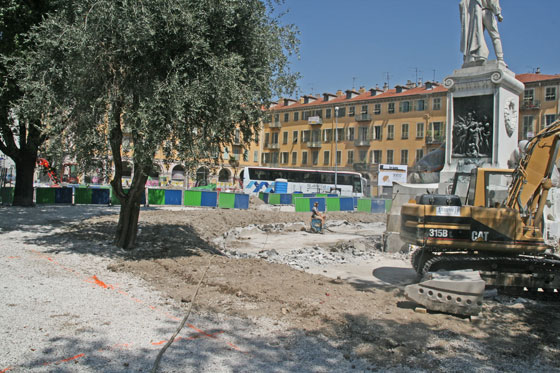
left=521, top=100, right=541, bottom=110
left=265, top=142, right=280, bottom=150
left=354, top=138, right=371, bottom=146
left=355, top=113, right=372, bottom=122
left=306, top=140, right=322, bottom=148
left=308, top=116, right=323, bottom=125
left=425, top=135, right=444, bottom=145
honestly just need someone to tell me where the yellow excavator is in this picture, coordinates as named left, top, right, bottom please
left=401, top=119, right=560, bottom=305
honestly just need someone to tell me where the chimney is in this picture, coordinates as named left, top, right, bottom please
left=383, top=82, right=389, bottom=91
left=536, top=67, right=541, bottom=74
left=359, top=86, right=366, bottom=94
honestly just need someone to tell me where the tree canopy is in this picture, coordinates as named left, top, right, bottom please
left=20, top=0, right=299, bottom=248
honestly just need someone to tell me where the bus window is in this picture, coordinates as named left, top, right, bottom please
left=353, top=176, right=362, bottom=193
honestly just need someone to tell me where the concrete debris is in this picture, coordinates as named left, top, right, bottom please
left=405, top=270, right=486, bottom=316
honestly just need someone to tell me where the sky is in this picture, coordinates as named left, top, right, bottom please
left=276, top=0, right=560, bottom=98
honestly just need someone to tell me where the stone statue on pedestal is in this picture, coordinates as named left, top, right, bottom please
left=459, top=0, right=504, bottom=66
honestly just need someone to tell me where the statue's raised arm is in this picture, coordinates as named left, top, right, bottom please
left=460, top=0, right=504, bottom=67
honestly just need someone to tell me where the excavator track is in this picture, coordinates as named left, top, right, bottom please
left=420, top=254, right=560, bottom=300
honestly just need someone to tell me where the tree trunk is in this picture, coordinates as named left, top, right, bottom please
left=12, top=153, right=37, bottom=206
left=113, top=172, right=148, bottom=250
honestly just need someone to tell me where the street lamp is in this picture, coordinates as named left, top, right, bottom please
left=334, top=106, right=339, bottom=194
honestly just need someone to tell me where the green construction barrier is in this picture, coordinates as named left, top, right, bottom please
left=326, top=197, right=340, bottom=212
left=0, top=187, right=14, bottom=204
left=268, top=193, right=281, bottom=205
left=36, top=188, right=55, bottom=204
left=184, top=190, right=202, bottom=206
left=295, top=197, right=310, bottom=212
left=385, top=199, right=392, bottom=212
left=218, top=192, right=235, bottom=209
left=148, top=189, right=165, bottom=205
left=74, top=188, right=93, bottom=204
left=259, top=192, right=264, bottom=200
left=357, top=198, right=372, bottom=212
left=316, top=193, right=327, bottom=197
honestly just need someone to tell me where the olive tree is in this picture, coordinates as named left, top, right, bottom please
left=24, top=0, right=298, bottom=248
left=0, top=0, right=63, bottom=206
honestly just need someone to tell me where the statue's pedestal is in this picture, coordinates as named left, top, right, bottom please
left=439, top=60, right=524, bottom=193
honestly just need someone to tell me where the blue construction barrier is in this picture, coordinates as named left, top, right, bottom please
left=164, top=190, right=182, bottom=205
left=91, top=188, right=110, bottom=204
left=233, top=193, right=250, bottom=209
left=339, top=197, right=354, bottom=211
left=200, top=191, right=218, bottom=207
left=54, top=188, right=73, bottom=204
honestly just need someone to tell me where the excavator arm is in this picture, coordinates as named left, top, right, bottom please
left=505, top=119, right=560, bottom=230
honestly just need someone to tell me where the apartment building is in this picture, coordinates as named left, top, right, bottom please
left=517, top=71, right=560, bottom=140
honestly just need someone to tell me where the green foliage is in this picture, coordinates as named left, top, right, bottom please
left=22, top=0, right=299, bottom=178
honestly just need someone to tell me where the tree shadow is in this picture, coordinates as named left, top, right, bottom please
left=26, top=219, right=224, bottom=260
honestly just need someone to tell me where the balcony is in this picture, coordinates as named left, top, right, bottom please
left=269, top=121, right=282, bottom=129
left=355, top=113, right=372, bottom=122
left=426, top=135, right=444, bottom=145
left=308, top=116, right=323, bottom=125
left=306, top=140, right=322, bottom=148
left=521, top=100, right=541, bottom=110
left=265, top=142, right=280, bottom=150
left=354, top=138, right=371, bottom=146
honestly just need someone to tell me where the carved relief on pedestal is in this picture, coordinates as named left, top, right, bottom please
left=504, top=98, right=517, bottom=138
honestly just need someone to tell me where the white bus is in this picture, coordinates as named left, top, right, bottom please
left=241, top=166, right=368, bottom=197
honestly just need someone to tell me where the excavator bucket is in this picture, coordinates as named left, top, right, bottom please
left=405, top=270, right=485, bottom=316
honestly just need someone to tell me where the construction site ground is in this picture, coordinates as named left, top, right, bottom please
left=1, top=199, right=559, bottom=372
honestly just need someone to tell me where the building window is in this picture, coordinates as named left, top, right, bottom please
left=374, top=103, right=381, bottom=115
left=522, top=116, right=534, bottom=140
left=386, top=150, right=394, bottom=164
left=282, top=131, right=288, bottom=144
left=262, top=152, right=268, bottom=164
left=429, top=122, right=444, bottom=139
left=271, top=132, right=278, bottom=145
left=323, top=151, right=330, bottom=165
left=302, top=130, right=310, bottom=142
left=264, top=133, right=270, bottom=146
left=358, top=126, right=368, bottom=142
left=416, top=122, right=424, bottom=138
left=271, top=152, right=279, bottom=164
left=524, top=89, right=534, bottom=102
left=359, top=150, right=367, bottom=162
left=373, top=125, right=382, bottom=140
left=284, top=113, right=289, bottom=122
left=401, top=123, right=409, bottom=139
left=347, top=150, right=354, bottom=164
left=347, top=127, right=355, bottom=141
left=399, top=101, right=410, bottom=113
left=432, top=97, right=441, bottom=110
left=302, top=151, right=308, bottom=165
left=545, top=114, right=557, bottom=127
left=349, top=106, right=355, bottom=117
left=416, top=149, right=424, bottom=162
left=373, top=150, right=382, bottom=164
left=294, top=112, right=299, bottom=121
left=336, top=128, right=345, bottom=141
left=387, top=124, right=394, bottom=140
left=546, top=87, right=557, bottom=101
left=302, top=111, right=311, bottom=120
left=361, top=105, right=368, bottom=114
left=312, top=151, right=319, bottom=165
left=401, top=150, right=408, bottom=165
left=336, top=107, right=346, bottom=117
left=292, top=152, right=297, bottom=165
left=323, top=129, right=333, bottom=142
left=415, top=99, right=425, bottom=111
left=274, top=113, right=279, bottom=123
left=281, top=152, right=289, bottom=164
left=326, top=108, right=332, bottom=119
left=388, top=102, right=395, bottom=114
left=336, top=150, right=341, bottom=165
left=293, top=130, right=298, bottom=143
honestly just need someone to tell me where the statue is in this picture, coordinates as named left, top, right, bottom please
left=459, top=0, right=504, bottom=66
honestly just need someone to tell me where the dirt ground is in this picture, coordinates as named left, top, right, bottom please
left=62, top=200, right=560, bottom=372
